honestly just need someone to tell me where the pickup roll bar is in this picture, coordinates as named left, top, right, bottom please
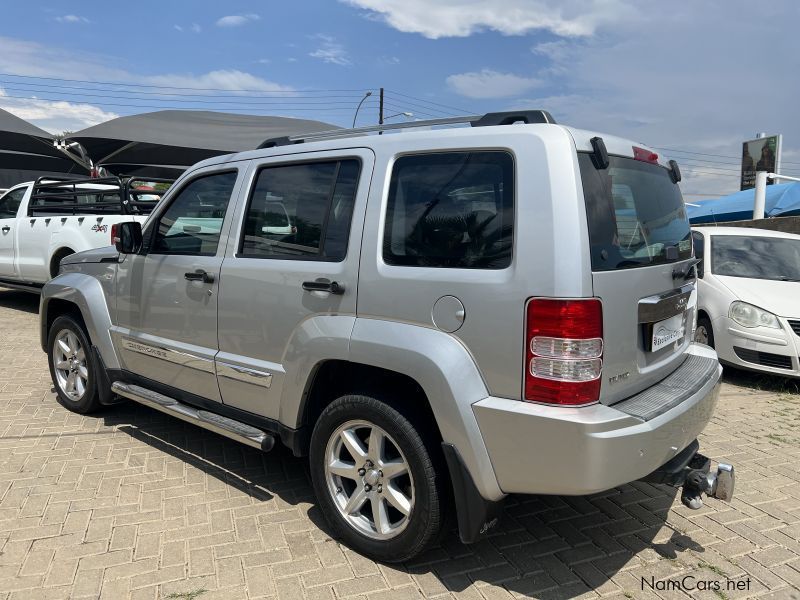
left=258, top=109, right=557, bottom=148
left=29, top=174, right=174, bottom=217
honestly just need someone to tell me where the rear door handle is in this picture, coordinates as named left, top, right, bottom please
left=302, top=280, right=345, bottom=295
left=1, top=226, right=9, bottom=233
left=184, top=269, right=215, bottom=283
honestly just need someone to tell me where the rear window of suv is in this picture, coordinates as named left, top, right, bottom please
left=383, top=151, right=514, bottom=269
left=578, top=153, right=691, bottom=271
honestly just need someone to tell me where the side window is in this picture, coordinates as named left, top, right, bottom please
left=692, top=231, right=705, bottom=277
left=239, top=159, right=360, bottom=261
left=383, top=151, right=514, bottom=269
left=151, top=171, right=237, bottom=256
left=0, top=188, right=25, bottom=218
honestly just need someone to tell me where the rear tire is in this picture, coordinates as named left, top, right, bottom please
left=309, top=394, right=444, bottom=562
left=695, top=316, right=715, bottom=348
left=47, top=315, right=101, bottom=414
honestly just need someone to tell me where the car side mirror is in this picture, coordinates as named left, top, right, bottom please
left=696, top=259, right=704, bottom=279
left=112, top=221, right=143, bottom=254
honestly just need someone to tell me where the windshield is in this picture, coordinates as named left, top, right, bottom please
left=578, top=153, right=691, bottom=271
left=712, top=235, right=800, bottom=281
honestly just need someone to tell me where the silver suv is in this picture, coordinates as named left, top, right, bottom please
left=40, top=111, right=734, bottom=562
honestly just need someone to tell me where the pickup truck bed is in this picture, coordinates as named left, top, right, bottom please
left=0, top=175, right=171, bottom=288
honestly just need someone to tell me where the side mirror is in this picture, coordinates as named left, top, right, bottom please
left=112, top=221, right=143, bottom=254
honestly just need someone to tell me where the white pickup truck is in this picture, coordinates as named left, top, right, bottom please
left=0, top=176, right=170, bottom=290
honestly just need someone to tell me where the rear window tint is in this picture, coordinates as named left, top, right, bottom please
left=383, top=151, right=514, bottom=269
left=578, top=153, right=691, bottom=271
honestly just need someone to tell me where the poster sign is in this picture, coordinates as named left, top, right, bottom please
left=741, top=135, right=782, bottom=190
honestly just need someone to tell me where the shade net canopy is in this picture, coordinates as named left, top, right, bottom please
left=687, top=182, right=800, bottom=224
left=0, top=108, right=87, bottom=188
left=67, top=110, right=339, bottom=178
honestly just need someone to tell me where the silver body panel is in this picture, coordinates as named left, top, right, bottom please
left=40, top=121, right=722, bottom=503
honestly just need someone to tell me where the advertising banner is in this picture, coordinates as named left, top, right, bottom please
left=741, top=135, right=781, bottom=190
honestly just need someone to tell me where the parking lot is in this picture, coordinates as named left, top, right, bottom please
left=0, top=289, right=799, bottom=600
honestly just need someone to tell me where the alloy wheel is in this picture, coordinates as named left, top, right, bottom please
left=324, top=420, right=415, bottom=540
left=694, top=324, right=709, bottom=345
left=52, top=329, right=89, bottom=401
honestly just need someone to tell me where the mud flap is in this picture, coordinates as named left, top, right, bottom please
left=441, top=443, right=505, bottom=544
left=92, top=346, right=125, bottom=406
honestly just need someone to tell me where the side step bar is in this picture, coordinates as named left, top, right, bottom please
left=111, top=382, right=275, bottom=452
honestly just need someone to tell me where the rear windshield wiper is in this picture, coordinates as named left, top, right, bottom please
left=777, top=276, right=800, bottom=282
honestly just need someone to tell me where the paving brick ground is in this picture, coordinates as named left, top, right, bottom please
left=1, top=288, right=799, bottom=600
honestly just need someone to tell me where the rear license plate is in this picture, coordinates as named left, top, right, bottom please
left=651, top=312, right=685, bottom=352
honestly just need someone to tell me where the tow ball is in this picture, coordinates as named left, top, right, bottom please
left=680, top=462, right=735, bottom=509
left=641, top=441, right=735, bottom=510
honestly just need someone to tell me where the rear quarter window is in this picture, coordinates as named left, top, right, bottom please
left=383, top=151, right=514, bottom=269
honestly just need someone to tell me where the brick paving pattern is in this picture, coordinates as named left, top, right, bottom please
left=0, top=288, right=799, bottom=599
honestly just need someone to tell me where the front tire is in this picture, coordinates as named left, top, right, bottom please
left=47, top=315, right=101, bottom=414
left=309, top=395, right=444, bottom=562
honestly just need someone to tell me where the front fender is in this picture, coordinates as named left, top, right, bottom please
left=348, top=318, right=504, bottom=502
left=40, top=273, right=120, bottom=369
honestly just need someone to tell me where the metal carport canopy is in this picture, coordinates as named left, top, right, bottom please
left=67, top=110, right=340, bottom=178
left=0, top=108, right=87, bottom=187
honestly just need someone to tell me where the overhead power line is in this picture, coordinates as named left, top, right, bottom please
left=0, top=92, right=384, bottom=112
left=384, top=89, right=472, bottom=115
left=0, top=72, right=376, bottom=94
left=0, top=81, right=375, bottom=101
left=0, top=87, right=384, bottom=107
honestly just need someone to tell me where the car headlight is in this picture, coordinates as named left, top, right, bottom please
left=728, top=301, right=781, bottom=329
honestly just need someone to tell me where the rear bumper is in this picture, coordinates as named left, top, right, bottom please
left=472, top=344, right=722, bottom=495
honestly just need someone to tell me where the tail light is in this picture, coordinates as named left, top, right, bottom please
left=524, top=298, right=603, bottom=405
left=111, top=223, right=120, bottom=246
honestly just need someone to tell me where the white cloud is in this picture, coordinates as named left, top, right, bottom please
left=145, top=70, right=292, bottom=92
left=309, top=35, right=351, bottom=66
left=0, top=37, right=295, bottom=132
left=0, top=89, right=117, bottom=133
left=216, top=14, right=260, bottom=27
left=447, top=69, right=541, bottom=99
left=174, top=23, right=202, bottom=33
left=56, top=15, right=90, bottom=24
left=341, top=0, right=633, bottom=38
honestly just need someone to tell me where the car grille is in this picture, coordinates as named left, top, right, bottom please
left=787, top=320, right=800, bottom=336
left=733, top=346, right=793, bottom=370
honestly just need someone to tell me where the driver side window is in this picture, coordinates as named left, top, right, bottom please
left=151, top=171, right=237, bottom=256
left=0, top=188, right=25, bottom=219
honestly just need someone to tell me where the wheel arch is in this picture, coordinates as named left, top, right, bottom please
left=40, top=273, right=120, bottom=369
left=288, top=318, right=503, bottom=504
left=49, top=247, right=76, bottom=279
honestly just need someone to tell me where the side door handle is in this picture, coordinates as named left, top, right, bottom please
left=302, top=280, right=345, bottom=295
left=1, top=226, right=9, bottom=233
left=184, top=269, right=215, bottom=283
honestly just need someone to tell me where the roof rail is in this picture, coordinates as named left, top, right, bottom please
left=258, top=109, right=556, bottom=148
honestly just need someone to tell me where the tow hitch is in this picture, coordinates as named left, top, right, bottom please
left=641, top=440, right=735, bottom=510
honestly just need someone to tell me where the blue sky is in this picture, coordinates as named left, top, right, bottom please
left=1, top=1, right=799, bottom=197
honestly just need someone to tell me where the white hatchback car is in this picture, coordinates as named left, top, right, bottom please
left=692, top=226, right=800, bottom=377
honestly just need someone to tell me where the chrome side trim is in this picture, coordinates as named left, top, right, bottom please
left=216, top=361, right=273, bottom=388
left=121, top=338, right=216, bottom=374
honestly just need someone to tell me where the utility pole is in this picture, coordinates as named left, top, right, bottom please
left=378, top=88, right=384, bottom=134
